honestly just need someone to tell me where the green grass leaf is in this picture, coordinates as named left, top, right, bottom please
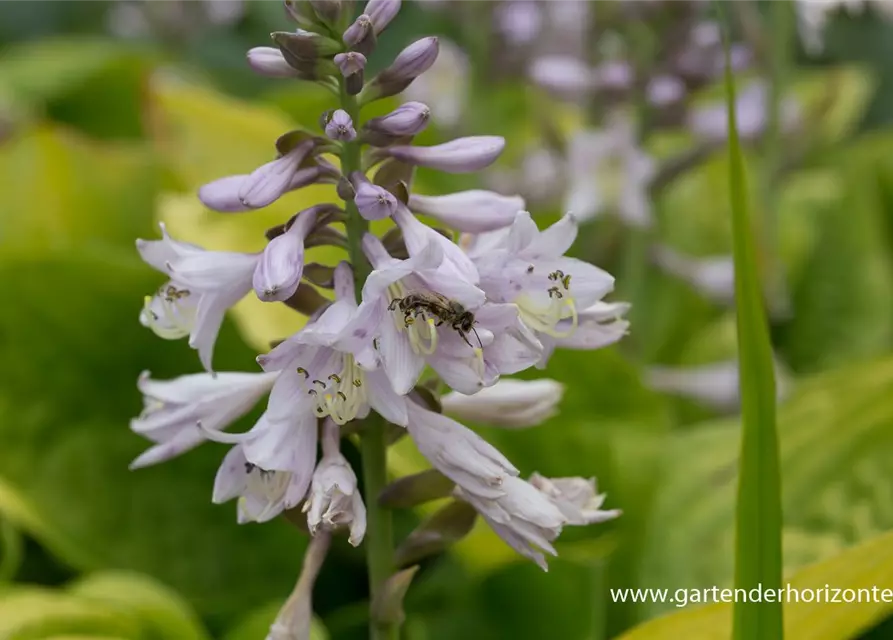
left=721, top=23, right=784, bottom=640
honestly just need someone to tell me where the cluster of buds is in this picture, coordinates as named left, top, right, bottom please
left=130, top=0, right=627, bottom=635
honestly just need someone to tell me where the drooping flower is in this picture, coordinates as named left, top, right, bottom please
left=303, top=418, right=366, bottom=545
left=529, top=473, right=622, bottom=525
left=129, top=370, right=278, bottom=469
left=136, top=223, right=258, bottom=371
left=464, top=212, right=623, bottom=367
left=440, top=378, right=564, bottom=428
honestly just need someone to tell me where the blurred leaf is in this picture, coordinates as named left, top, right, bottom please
left=792, top=66, right=875, bottom=145
left=639, top=356, right=893, bottom=618
left=224, top=600, right=329, bottom=640
left=69, top=571, right=209, bottom=640
left=0, top=254, right=307, bottom=622
left=0, top=587, right=139, bottom=639
left=0, top=125, right=158, bottom=257
left=619, top=528, right=893, bottom=640
left=778, top=143, right=893, bottom=372
left=0, top=515, right=22, bottom=583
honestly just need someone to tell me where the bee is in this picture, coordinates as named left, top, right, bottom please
left=388, top=291, right=482, bottom=348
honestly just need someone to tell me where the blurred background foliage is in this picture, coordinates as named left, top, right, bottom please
left=3, top=1, right=893, bottom=639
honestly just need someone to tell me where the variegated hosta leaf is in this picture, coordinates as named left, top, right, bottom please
left=639, top=356, right=893, bottom=619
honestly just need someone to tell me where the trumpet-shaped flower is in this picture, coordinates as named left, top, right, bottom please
left=130, top=369, right=278, bottom=469
left=137, top=223, right=258, bottom=371
left=440, top=378, right=564, bottom=428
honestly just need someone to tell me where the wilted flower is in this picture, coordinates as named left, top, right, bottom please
left=440, top=378, right=564, bottom=428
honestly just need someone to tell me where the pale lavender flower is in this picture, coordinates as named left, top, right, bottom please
left=382, top=36, right=440, bottom=84
left=198, top=167, right=322, bottom=213
left=388, top=136, right=505, bottom=173
left=496, top=0, right=543, bottom=46
left=239, top=140, right=317, bottom=208
left=247, top=47, right=300, bottom=78
left=352, top=173, right=399, bottom=221
left=593, top=60, right=634, bottom=92
left=365, top=102, right=431, bottom=138
left=129, top=370, right=278, bottom=469
left=405, top=399, right=518, bottom=499
left=254, top=209, right=318, bottom=302
left=455, top=476, right=566, bottom=571
left=258, top=262, right=408, bottom=427
left=529, top=473, right=622, bottom=525
left=353, top=231, right=541, bottom=394
left=403, top=38, right=468, bottom=129
left=334, top=51, right=367, bottom=77
left=651, top=244, right=735, bottom=305
left=440, top=378, right=564, bottom=428
left=325, top=109, right=357, bottom=141
left=647, top=75, right=686, bottom=106
left=365, top=0, right=402, bottom=34
left=535, top=301, right=630, bottom=367
left=687, top=81, right=800, bottom=142
left=343, top=14, right=372, bottom=47
left=529, top=55, right=593, bottom=97
left=408, top=189, right=524, bottom=233
left=564, top=116, right=656, bottom=226
left=303, top=418, right=366, bottom=545
left=137, top=223, right=258, bottom=371
left=464, top=212, right=624, bottom=368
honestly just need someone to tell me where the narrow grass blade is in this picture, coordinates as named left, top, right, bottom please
left=721, top=15, right=784, bottom=640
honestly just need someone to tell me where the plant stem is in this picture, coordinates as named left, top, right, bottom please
left=339, top=79, right=398, bottom=640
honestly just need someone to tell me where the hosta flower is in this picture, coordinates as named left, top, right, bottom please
left=354, top=233, right=541, bottom=394
left=259, top=262, right=408, bottom=427
left=213, top=439, right=315, bottom=523
left=529, top=473, right=622, bottom=525
left=652, top=244, right=735, bottom=305
left=130, top=369, right=278, bottom=469
left=564, top=116, right=656, bottom=226
left=254, top=208, right=317, bottom=302
left=387, top=136, right=505, bottom=173
left=408, top=189, right=524, bottom=233
left=455, top=476, right=566, bottom=571
left=325, top=109, right=356, bottom=142
left=465, top=212, right=623, bottom=367
left=137, top=223, right=258, bottom=371
left=406, top=400, right=518, bottom=499
left=536, top=301, right=630, bottom=367
left=440, top=378, right=564, bottom=428
left=303, top=419, right=366, bottom=545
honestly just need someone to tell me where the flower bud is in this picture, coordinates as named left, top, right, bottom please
left=365, top=0, right=402, bottom=35
left=309, top=0, right=343, bottom=23
left=284, top=0, right=322, bottom=30
left=246, top=47, right=300, bottom=78
left=238, top=140, right=316, bottom=209
left=198, top=165, right=322, bottom=213
left=272, top=30, right=343, bottom=62
left=365, top=101, right=430, bottom=138
left=334, top=51, right=367, bottom=77
left=387, top=136, right=504, bottom=173
left=343, top=14, right=376, bottom=56
left=363, top=37, right=438, bottom=102
left=394, top=500, right=478, bottom=567
left=408, top=189, right=523, bottom=233
left=351, top=172, right=399, bottom=220
left=440, top=379, right=564, bottom=428
left=253, top=209, right=317, bottom=302
left=324, top=109, right=357, bottom=141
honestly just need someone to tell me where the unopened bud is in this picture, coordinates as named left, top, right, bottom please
left=253, top=209, right=317, bottom=302
left=284, top=0, right=322, bottom=30
left=309, top=0, right=343, bottom=23
left=272, top=30, right=342, bottom=62
left=365, top=101, right=430, bottom=138
left=362, top=37, right=438, bottom=102
left=409, top=189, right=523, bottom=233
left=325, top=109, right=357, bottom=141
left=343, top=14, right=376, bottom=56
left=239, top=140, right=316, bottom=209
left=365, top=0, right=402, bottom=35
left=351, top=172, right=399, bottom=220
left=247, top=47, right=300, bottom=78
left=387, top=136, right=504, bottom=173
left=336, top=176, right=356, bottom=201
left=371, top=566, right=418, bottom=626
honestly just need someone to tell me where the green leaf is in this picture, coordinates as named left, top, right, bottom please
left=0, top=255, right=307, bottom=622
left=0, top=587, right=139, bottom=639
left=791, top=65, right=875, bottom=145
left=69, top=572, right=209, bottom=640
left=722, top=30, right=783, bottom=639
left=638, top=355, right=893, bottom=616
left=619, top=528, right=893, bottom=640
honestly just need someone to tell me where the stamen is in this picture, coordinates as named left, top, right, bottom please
left=296, top=367, right=309, bottom=379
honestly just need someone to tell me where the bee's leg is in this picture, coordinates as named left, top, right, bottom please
left=434, top=318, right=445, bottom=327
left=459, top=332, right=474, bottom=348
left=388, top=298, right=400, bottom=311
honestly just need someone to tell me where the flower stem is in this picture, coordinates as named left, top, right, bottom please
left=339, top=79, right=398, bottom=640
